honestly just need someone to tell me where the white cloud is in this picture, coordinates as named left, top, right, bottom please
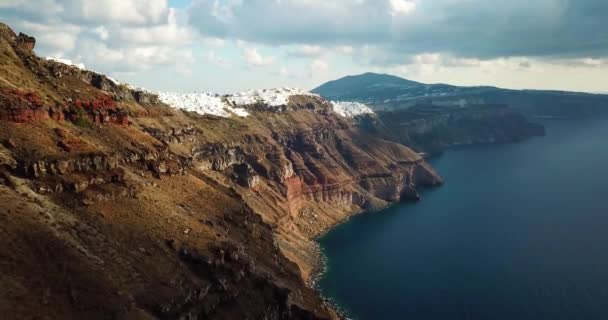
left=1, top=0, right=170, bottom=26
left=414, top=53, right=441, bottom=65
left=206, top=51, right=230, bottom=67
left=203, top=37, right=226, bottom=48
left=0, top=1, right=195, bottom=77
left=93, top=26, right=109, bottom=40
left=386, top=53, right=547, bottom=82
left=187, top=0, right=608, bottom=64
left=0, top=0, right=63, bottom=16
left=310, top=59, right=329, bottom=74
left=188, top=0, right=394, bottom=45
left=270, top=66, right=297, bottom=79
left=2, top=0, right=608, bottom=93
left=12, top=19, right=82, bottom=55
left=573, top=58, right=608, bottom=67
left=389, top=0, right=416, bottom=15
left=243, top=47, right=273, bottom=67
left=334, top=45, right=354, bottom=54
left=288, top=45, right=323, bottom=58
left=113, top=8, right=193, bottom=46
left=63, top=0, right=170, bottom=26
left=38, top=32, right=78, bottom=53
left=279, top=67, right=290, bottom=77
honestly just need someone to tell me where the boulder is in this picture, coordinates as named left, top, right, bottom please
left=133, top=90, right=160, bottom=104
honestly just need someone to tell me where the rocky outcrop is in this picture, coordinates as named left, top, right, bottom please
left=144, top=126, right=198, bottom=145
left=0, top=26, right=36, bottom=52
left=0, top=88, right=130, bottom=126
left=16, top=32, right=35, bottom=52
left=147, top=159, right=186, bottom=178
left=5, top=145, right=191, bottom=207
left=42, top=60, right=163, bottom=107
left=16, top=153, right=122, bottom=178
left=228, top=163, right=261, bottom=188
left=132, top=90, right=161, bottom=105
left=14, top=148, right=190, bottom=177
left=0, top=89, right=48, bottom=123
left=69, top=96, right=130, bottom=125
left=32, top=168, right=127, bottom=193
left=169, top=242, right=328, bottom=319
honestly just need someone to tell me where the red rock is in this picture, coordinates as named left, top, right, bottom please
left=0, top=107, right=49, bottom=123
left=69, top=95, right=129, bottom=126
left=0, top=89, right=50, bottom=123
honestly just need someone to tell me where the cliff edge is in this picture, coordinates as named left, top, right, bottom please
left=0, top=22, right=441, bottom=319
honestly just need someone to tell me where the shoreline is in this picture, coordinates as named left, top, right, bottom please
left=301, top=127, right=558, bottom=319
left=304, top=185, right=444, bottom=319
left=305, top=205, right=403, bottom=319
left=304, top=207, right=369, bottom=320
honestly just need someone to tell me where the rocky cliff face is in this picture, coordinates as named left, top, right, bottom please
left=357, top=104, right=545, bottom=155
left=313, top=73, right=549, bottom=155
left=0, top=23, right=441, bottom=319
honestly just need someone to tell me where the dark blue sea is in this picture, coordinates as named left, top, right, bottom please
left=318, top=118, right=608, bottom=320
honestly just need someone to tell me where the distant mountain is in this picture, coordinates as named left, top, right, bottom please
left=312, top=72, right=423, bottom=102
left=312, top=73, right=608, bottom=118
left=312, top=72, right=494, bottom=106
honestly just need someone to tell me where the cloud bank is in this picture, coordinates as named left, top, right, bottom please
left=188, top=0, right=608, bottom=61
left=1, top=0, right=607, bottom=92
left=0, top=0, right=195, bottom=75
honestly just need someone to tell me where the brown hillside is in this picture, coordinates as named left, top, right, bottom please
left=0, top=22, right=441, bottom=319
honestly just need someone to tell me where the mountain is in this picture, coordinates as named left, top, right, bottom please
left=312, top=72, right=423, bottom=102
left=312, top=73, right=608, bottom=118
left=313, top=72, right=489, bottom=108
left=314, top=73, right=548, bottom=154
left=0, top=22, right=446, bottom=319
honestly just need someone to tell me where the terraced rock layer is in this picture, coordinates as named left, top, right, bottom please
left=0, top=22, right=441, bottom=319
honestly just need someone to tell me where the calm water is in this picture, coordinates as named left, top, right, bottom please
left=318, top=118, right=608, bottom=320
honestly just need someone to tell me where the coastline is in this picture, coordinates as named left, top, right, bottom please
left=303, top=133, right=546, bottom=319
left=304, top=207, right=370, bottom=320
left=303, top=177, right=447, bottom=319
left=307, top=207, right=365, bottom=287
left=305, top=200, right=424, bottom=319
left=297, top=119, right=608, bottom=319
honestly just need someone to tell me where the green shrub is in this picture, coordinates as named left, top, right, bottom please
left=73, top=116, right=91, bottom=128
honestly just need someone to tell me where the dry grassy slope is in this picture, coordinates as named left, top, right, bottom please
left=0, top=22, right=441, bottom=319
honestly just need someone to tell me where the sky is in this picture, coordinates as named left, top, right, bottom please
left=0, top=0, right=607, bottom=93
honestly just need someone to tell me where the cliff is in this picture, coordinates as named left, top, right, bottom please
left=358, top=104, right=545, bottom=155
left=0, top=23, right=442, bottom=319
left=312, top=72, right=608, bottom=119
left=313, top=73, right=549, bottom=154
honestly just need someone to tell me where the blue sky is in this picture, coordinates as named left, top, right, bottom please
left=169, top=0, right=189, bottom=8
left=1, top=0, right=607, bottom=93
